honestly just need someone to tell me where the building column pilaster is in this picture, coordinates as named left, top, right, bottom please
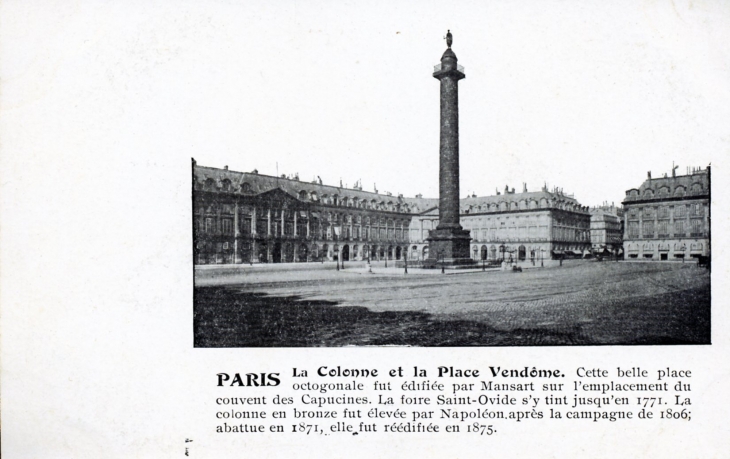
left=267, top=208, right=271, bottom=236
left=234, top=203, right=242, bottom=263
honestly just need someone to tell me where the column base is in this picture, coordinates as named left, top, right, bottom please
left=423, top=228, right=475, bottom=268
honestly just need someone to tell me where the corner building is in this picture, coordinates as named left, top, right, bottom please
left=192, top=160, right=592, bottom=265
left=589, top=204, right=624, bottom=256
left=622, top=167, right=710, bottom=260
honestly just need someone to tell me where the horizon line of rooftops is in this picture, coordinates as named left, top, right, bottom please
left=193, top=161, right=587, bottom=205
left=643, top=165, right=710, bottom=182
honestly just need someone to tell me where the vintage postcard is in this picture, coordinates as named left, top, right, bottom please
left=2, top=0, right=729, bottom=457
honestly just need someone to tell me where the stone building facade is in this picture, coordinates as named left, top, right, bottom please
left=407, top=185, right=591, bottom=263
left=589, top=204, right=624, bottom=256
left=622, top=166, right=710, bottom=261
left=193, top=162, right=592, bottom=265
left=193, top=161, right=416, bottom=265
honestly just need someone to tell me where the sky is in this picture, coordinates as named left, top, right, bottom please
left=3, top=0, right=729, bottom=207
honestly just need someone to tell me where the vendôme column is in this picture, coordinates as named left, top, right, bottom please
left=425, top=30, right=474, bottom=267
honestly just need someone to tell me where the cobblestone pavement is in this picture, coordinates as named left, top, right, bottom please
left=194, top=261, right=710, bottom=347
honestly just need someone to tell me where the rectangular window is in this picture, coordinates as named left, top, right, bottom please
left=628, top=221, right=639, bottom=238
left=642, top=221, right=654, bottom=238
left=222, top=219, right=233, bottom=235
left=691, top=219, right=703, bottom=236
left=658, top=220, right=668, bottom=237
left=674, top=205, right=686, bottom=217
left=256, top=219, right=267, bottom=235
left=673, top=220, right=684, bottom=235
left=205, top=218, right=214, bottom=234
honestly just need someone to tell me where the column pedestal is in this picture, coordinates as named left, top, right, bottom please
left=423, top=228, right=475, bottom=268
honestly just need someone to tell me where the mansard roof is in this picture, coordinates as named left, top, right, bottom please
left=193, top=164, right=423, bottom=213
left=193, top=163, right=588, bottom=215
left=623, top=167, right=710, bottom=203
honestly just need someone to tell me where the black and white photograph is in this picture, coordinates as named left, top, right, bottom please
left=192, top=6, right=714, bottom=347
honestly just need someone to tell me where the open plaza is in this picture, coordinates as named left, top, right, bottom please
left=194, top=260, right=710, bottom=347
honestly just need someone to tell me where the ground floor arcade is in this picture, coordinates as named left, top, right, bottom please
left=194, top=237, right=410, bottom=265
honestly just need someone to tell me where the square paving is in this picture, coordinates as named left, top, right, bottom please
left=194, top=261, right=710, bottom=347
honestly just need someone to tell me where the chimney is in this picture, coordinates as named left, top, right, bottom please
left=224, top=165, right=228, bottom=170
left=647, top=171, right=652, bottom=179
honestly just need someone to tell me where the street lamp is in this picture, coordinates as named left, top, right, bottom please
left=404, top=251, right=408, bottom=274
left=541, top=248, right=544, bottom=268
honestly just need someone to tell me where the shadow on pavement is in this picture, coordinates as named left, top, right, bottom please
left=195, top=287, right=601, bottom=347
